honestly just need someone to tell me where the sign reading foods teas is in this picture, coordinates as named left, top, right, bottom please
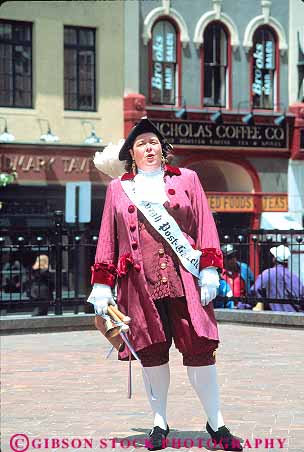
left=207, top=194, right=288, bottom=212
left=155, top=120, right=287, bottom=149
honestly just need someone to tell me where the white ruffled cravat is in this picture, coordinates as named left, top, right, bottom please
left=134, top=167, right=168, bottom=204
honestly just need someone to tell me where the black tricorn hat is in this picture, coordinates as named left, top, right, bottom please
left=119, top=117, right=170, bottom=161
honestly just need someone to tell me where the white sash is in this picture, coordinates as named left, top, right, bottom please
left=121, top=180, right=201, bottom=278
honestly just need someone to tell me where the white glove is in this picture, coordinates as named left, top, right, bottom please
left=87, top=283, right=116, bottom=315
left=200, top=285, right=218, bottom=306
left=198, top=267, right=220, bottom=306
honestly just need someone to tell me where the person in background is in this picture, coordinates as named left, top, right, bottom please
left=26, top=254, right=54, bottom=316
left=213, top=270, right=235, bottom=309
left=3, top=258, right=27, bottom=293
left=221, top=244, right=254, bottom=297
left=249, top=245, right=304, bottom=312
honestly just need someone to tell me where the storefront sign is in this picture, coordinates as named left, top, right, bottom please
left=207, top=194, right=254, bottom=212
left=151, top=24, right=176, bottom=104
left=155, top=120, right=287, bottom=149
left=3, top=155, right=93, bottom=173
left=207, top=194, right=288, bottom=212
left=261, top=194, right=288, bottom=211
left=1, top=151, right=108, bottom=184
left=252, top=41, right=274, bottom=97
left=152, top=63, right=162, bottom=91
left=166, top=32, right=175, bottom=61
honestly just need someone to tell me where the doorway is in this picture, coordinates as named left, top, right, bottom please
left=215, top=213, right=252, bottom=240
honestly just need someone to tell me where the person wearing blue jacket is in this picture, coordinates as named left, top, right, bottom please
left=213, top=276, right=235, bottom=309
left=221, top=244, right=254, bottom=309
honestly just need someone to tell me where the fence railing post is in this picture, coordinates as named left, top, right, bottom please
left=54, top=210, right=63, bottom=315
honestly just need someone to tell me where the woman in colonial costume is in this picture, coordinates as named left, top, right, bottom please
left=88, top=118, right=242, bottom=452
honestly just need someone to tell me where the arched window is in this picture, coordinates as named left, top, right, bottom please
left=150, top=20, right=177, bottom=105
left=252, top=26, right=277, bottom=109
left=203, top=22, right=228, bottom=107
left=298, top=32, right=304, bottom=102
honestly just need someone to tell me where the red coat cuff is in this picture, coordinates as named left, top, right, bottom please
left=91, top=263, right=117, bottom=288
left=199, top=248, right=223, bottom=270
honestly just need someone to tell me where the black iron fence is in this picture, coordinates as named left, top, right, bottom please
left=1, top=211, right=303, bottom=315
left=217, top=229, right=304, bottom=312
left=0, top=211, right=97, bottom=315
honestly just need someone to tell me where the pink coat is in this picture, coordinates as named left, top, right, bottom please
left=92, top=166, right=223, bottom=358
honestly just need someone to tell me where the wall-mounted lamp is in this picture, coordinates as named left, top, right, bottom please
left=0, top=117, right=15, bottom=143
left=237, top=101, right=254, bottom=125
left=38, top=119, right=59, bottom=143
left=242, top=112, right=254, bottom=125
left=273, top=102, right=286, bottom=127
left=274, top=113, right=286, bottom=126
left=210, top=110, right=222, bottom=124
left=175, top=101, right=188, bottom=120
left=0, top=171, right=17, bottom=187
left=82, top=120, right=102, bottom=145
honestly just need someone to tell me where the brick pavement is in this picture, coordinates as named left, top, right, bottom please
left=1, top=323, right=303, bottom=452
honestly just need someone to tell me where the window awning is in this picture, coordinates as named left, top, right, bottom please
left=260, top=212, right=303, bottom=230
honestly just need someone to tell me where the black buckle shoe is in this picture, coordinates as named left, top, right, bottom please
left=206, top=422, right=243, bottom=451
left=147, top=425, right=170, bottom=451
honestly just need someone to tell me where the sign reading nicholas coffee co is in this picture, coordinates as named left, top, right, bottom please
left=154, top=120, right=287, bottom=149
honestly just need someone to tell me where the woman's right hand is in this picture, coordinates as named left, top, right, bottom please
left=87, top=283, right=116, bottom=315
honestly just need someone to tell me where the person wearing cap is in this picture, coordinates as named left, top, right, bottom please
left=87, top=118, right=243, bottom=451
left=221, top=244, right=254, bottom=300
left=249, top=245, right=304, bottom=312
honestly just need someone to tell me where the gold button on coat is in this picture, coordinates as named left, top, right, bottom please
left=158, top=248, right=164, bottom=256
left=161, top=277, right=168, bottom=284
left=160, top=262, right=167, bottom=270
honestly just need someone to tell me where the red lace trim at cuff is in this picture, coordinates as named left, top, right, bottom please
left=91, top=263, right=117, bottom=288
left=199, top=248, right=223, bottom=270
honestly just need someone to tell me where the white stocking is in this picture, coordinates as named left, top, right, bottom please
left=187, top=364, right=225, bottom=431
left=142, top=363, right=170, bottom=430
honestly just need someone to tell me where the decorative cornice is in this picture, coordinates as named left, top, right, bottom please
left=193, top=11, right=240, bottom=51
left=212, top=0, right=223, bottom=20
left=163, top=0, right=170, bottom=15
left=261, top=0, right=272, bottom=22
left=243, top=15, right=288, bottom=55
left=142, top=6, right=190, bottom=48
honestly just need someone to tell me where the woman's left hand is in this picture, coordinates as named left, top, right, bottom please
left=199, top=267, right=219, bottom=306
left=200, top=284, right=218, bottom=306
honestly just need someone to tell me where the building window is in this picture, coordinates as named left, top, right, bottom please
left=0, top=20, right=32, bottom=108
left=64, top=26, right=96, bottom=111
left=297, top=31, right=304, bottom=102
left=151, top=20, right=177, bottom=105
left=252, top=26, right=276, bottom=109
left=203, top=22, right=228, bottom=107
